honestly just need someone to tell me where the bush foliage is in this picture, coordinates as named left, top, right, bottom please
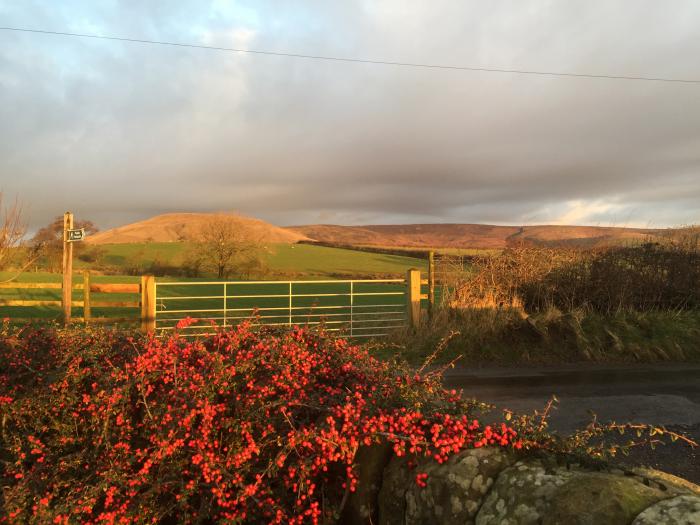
left=0, top=323, right=520, bottom=524
left=449, top=235, right=700, bottom=313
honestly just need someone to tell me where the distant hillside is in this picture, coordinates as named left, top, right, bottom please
left=87, top=213, right=309, bottom=245
left=88, top=213, right=669, bottom=249
left=286, top=224, right=665, bottom=249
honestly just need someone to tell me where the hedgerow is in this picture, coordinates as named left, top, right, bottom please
left=0, top=321, right=519, bottom=524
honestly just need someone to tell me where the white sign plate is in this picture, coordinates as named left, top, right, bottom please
left=66, top=228, right=85, bottom=242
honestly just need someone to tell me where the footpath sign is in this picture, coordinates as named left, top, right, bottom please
left=66, top=228, right=85, bottom=242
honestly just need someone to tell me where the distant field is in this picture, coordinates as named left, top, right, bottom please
left=95, top=242, right=427, bottom=277
left=353, top=245, right=500, bottom=256
left=287, top=223, right=664, bottom=249
left=0, top=241, right=428, bottom=326
left=265, top=244, right=426, bottom=276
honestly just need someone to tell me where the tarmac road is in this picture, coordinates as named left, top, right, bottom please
left=443, top=363, right=700, bottom=482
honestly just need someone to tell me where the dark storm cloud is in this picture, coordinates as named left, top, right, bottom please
left=1, top=0, right=699, bottom=230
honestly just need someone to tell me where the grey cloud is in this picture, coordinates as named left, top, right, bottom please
left=1, top=0, right=699, bottom=231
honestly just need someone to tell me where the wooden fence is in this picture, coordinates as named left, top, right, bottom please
left=0, top=271, right=149, bottom=328
left=0, top=270, right=428, bottom=335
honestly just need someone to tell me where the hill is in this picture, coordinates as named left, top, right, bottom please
left=286, top=223, right=665, bottom=249
left=87, top=213, right=308, bottom=245
left=87, top=213, right=669, bottom=250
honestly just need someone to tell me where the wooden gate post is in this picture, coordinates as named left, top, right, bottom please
left=140, top=275, right=156, bottom=332
left=406, top=269, right=422, bottom=329
left=83, top=271, right=91, bottom=323
left=61, top=211, right=74, bottom=324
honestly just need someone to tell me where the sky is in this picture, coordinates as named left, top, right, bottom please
left=1, top=0, right=700, bottom=232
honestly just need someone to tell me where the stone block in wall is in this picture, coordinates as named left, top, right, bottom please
left=632, top=495, right=700, bottom=525
left=378, top=448, right=515, bottom=525
left=475, top=458, right=582, bottom=525
left=341, top=443, right=393, bottom=525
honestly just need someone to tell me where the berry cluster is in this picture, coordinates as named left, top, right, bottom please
left=0, top=322, right=520, bottom=523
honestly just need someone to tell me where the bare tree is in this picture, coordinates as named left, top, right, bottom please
left=0, top=193, right=26, bottom=272
left=31, top=216, right=99, bottom=271
left=192, top=214, right=267, bottom=279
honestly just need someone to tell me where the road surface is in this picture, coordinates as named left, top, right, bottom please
left=443, top=363, right=700, bottom=482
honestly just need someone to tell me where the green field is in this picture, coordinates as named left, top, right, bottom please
left=0, top=242, right=428, bottom=332
left=354, top=244, right=500, bottom=256
left=92, top=242, right=427, bottom=277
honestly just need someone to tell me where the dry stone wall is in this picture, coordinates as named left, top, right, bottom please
left=346, top=447, right=700, bottom=525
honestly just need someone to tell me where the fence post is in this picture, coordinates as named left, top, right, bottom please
left=140, top=275, right=156, bottom=333
left=349, top=281, right=354, bottom=337
left=406, top=269, right=422, bottom=329
left=223, top=282, right=228, bottom=328
left=428, top=251, right=435, bottom=318
left=83, top=271, right=91, bottom=323
left=288, top=282, right=293, bottom=327
left=62, top=211, right=73, bottom=324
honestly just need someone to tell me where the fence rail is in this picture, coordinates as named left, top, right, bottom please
left=0, top=272, right=143, bottom=325
left=154, top=278, right=412, bottom=338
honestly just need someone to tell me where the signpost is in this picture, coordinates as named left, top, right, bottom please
left=62, top=212, right=86, bottom=323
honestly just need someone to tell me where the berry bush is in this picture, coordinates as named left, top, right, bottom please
left=0, top=321, right=520, bottom=524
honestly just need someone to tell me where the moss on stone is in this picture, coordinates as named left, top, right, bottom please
left=543, top=472, right=666, bottom=525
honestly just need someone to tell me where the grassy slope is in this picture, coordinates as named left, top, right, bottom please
left=265, top=244, right=426, bottom=276
left=288, top=224, right=664, bottom=249
left=97, top=242, right=185, bottom=268
left=95, top=242, right=427, bottom=277
left=86, top=212, right=307, bottom=244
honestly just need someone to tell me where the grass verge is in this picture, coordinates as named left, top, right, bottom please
left=379, top=307, right=700, bottom=366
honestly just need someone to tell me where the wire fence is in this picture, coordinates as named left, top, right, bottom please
left=154, top=279, right=408, bottom=338
left=432, top=254, right=473, bottom=284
